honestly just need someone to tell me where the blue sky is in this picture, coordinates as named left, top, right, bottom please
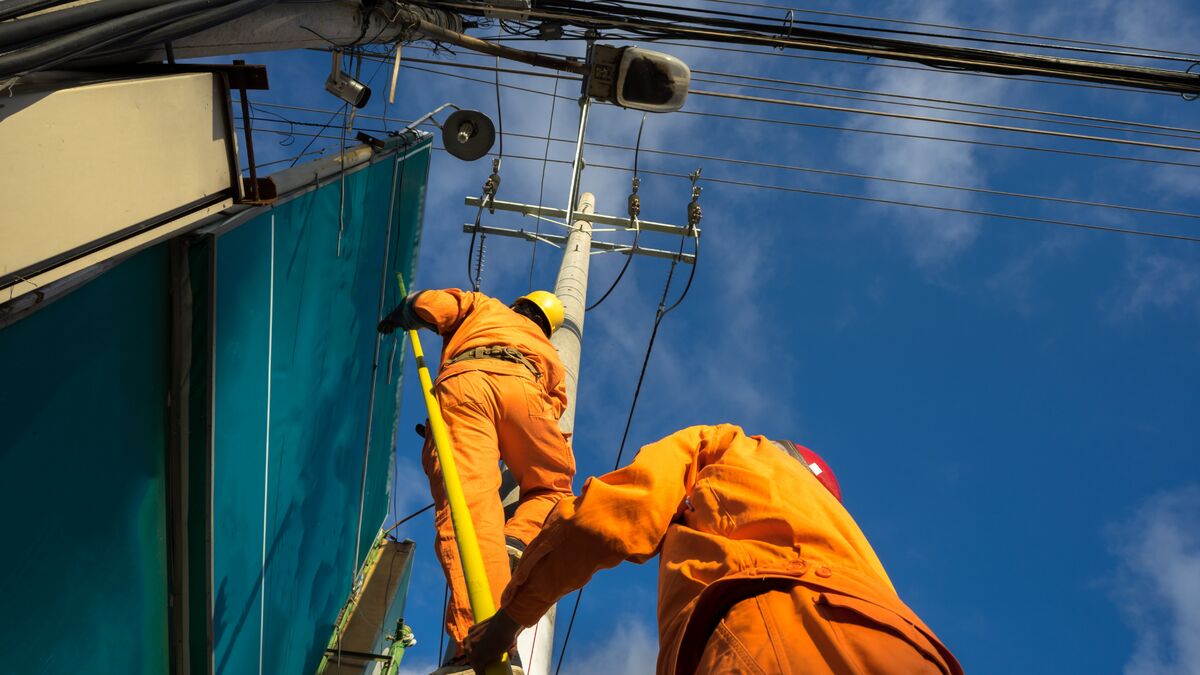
left=235, top=0, right=1200, bottom=671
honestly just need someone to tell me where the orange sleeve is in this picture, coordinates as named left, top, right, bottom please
left=500, top=425, right=737, bottom=626
left=410, top=289, right=479, bottom=336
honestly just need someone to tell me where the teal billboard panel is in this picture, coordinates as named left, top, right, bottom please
left=0, top=247, right=171, bottom=674
left=209, top=139, right=430, bottom=674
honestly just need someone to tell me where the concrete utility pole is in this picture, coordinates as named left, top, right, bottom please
left=469, top=41, right=695, bottom=675
left=549, top=193, right=594, bottom=434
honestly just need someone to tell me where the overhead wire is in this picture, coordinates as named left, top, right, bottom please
left=420, top=0, right=1200, bottom=94
left=390, top=46, right=1200, bottom=143
left=392, top=44, right=1200, bottom=140
left=688, top=69, right=1200, bottom=142
left=441, top=148, right=1200, bottom=243
left=691, top=0, right=1200, bottom=60
left=648, top=39, right=1182, bottom=97
left=690, top=88, right=1200, bottom=155
left=586, top=113, right=647, bottom=311
left=244, top=110, right=1200, bottom=223
left=240, top=64, right=1200, bottom=243
left=594, top=0, right=1199, bottom=62
left=362, top=56, right=1200, bottom=169
left=555, top=167, right=701, bottom=674
left=678, top=107, right=1200, bottom=170
left=470, top=30, right=1191, bottom=97
left=528, top=75, right=562, bottom=292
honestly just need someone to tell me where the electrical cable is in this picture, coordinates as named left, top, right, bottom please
left=381, top=502, right=436, bottom=536
left=692, top=0, right=1200, bottom=60
left=238, top=114, right=1200, bottom=242
left=0, top=0, right=241, bottom=80
left=0, top=0, right=168, bottom=51
left=586, top=0, right=1199, bottom=63
left=250, top=102, right=298, bottom=146
left=482, top=149, right=1200, bottom=243
left=555, top=175, right=700, bottom=674
left=689, top=70, right=1200, bottom=142
left=419, top=0, right=1200, bottom=93
left=676, top=107, right=1200, bottom=170
left=0, top=0, right=75, bottom=22
left=651, top=39, right=1180, bottom=97
left=286, top=104, right=347, bottom=167
left=473, top=31, right=1187, bottom=97
left=366, top=57, right=1200, bottom=168
left=240, top=130, right=1200, bottom=243
left=391, top=45, right=1200, bottom=139
left=282, top=44, right=391, bottom=170
left=78, top=0, right=278, bottom=64
left=528, top=76, right=561, bottom=293
left=337, top=60, right=351, bottom=256
left=690, top=88, right=1200, bottom=155
left=586, top=113, right=647, bottom=311
left=438, top=583, right=449, bottom=665
left=245, top=108, right=1200, bottom=222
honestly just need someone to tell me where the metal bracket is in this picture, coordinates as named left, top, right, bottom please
left=463, top=197, right=699, bottom=236
left=462, top=223, right=696, bottom=263
left=231, top=60, right=274, bottom=204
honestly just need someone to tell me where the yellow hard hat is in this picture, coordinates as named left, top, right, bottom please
left=516, top=290, right=565, bottom=335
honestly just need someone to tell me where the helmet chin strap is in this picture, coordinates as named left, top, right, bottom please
left=511, top=301, right=551, bottom=337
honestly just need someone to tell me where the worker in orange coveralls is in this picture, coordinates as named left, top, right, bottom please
left=377, top=288, right=574, bottom=668
left=460, top=424, right=962, bottom=675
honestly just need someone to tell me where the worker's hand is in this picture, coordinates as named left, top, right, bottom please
left=461, top=608, right=521, bottom=674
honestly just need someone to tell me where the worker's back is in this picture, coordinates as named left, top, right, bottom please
left=653, top=425, right=954, bottom=674
left=412, top=289, right=566, bottom=414
left=498, top=423, right=960, bottom=674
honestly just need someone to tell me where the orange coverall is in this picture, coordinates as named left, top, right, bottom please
left=500, top=424, right=962, bottom=674
left=412, top=289, right=575, bottom=647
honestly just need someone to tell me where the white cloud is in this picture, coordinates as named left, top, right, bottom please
left=559, top=615, right=659, bottom=675
left=1105, top=251, right=1200, bottom=319
left=838, top=0, right=1010, bottom=268
left=985, top=234, right=1076, bottom=314
left=1107, top=486, right=1200, bottom=675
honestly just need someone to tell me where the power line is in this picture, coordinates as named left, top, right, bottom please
left=528, top=75, right=561, bottom=293
left=650, top=40, right=1181, bottom=97
left=632, top=164, right=1200, bottom=243
left=243, top=108, right=1200, bottom=222
left=555, top=194, right=699, bottom=674
left=397, top=45, right=1200, bottom=140
left=689, top=69, right=1200, bottom=142
left=607, top=0, right=1199, bottom=63
left=677, top=107, right=1200, bottom=170
left=692, top=0, right=1200, bottom=60
left=365, top=58, right=1200, bottom=169
left=470, top=32, right=1191, bottom=97
left=437, top=0, right=1200, bottom=93
left=691, top=88, right=1200, bottom=155
left=468, top=149, right=1200, bottom=243
left=241, top=127, right=1200, bottom=243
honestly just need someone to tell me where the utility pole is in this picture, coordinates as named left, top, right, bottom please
left=549, top=193, right=594, bottom=433
left=465, top=40, right=696, bottom=675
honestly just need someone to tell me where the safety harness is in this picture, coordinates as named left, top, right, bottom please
left=445, top=345, right=541, bottom=380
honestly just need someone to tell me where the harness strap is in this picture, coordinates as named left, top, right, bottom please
left=446, top=345, right=541, bottom=379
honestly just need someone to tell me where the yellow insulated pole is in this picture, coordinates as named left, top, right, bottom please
left=398, top=276, right=509, bottom=675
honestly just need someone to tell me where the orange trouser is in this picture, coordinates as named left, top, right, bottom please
left=695, top=584, right=957, bottom=675
left=421, top=368, right=575, bottom=648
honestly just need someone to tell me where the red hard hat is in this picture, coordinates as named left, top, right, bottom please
left=775, top=440, right=842, bottom=502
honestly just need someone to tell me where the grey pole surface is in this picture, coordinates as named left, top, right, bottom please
left=550, top=192, right=595, bottom=435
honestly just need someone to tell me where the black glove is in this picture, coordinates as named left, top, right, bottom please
left=377, top=291, right=432, bottom=334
